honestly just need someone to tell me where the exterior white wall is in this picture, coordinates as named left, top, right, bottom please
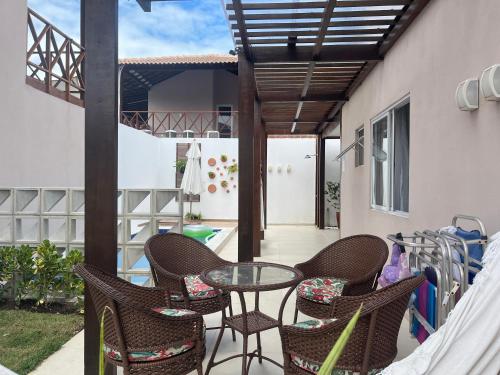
left=0, top=0, right=84, bottom=188
left=340, top=0, right=500, bottom=239
left=324, top=139, right=341, bottom=227
left=266, top=138, right=316, bottom=224
left=118, top=125, right=238, bottom=220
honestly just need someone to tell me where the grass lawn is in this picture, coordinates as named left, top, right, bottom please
left=0, top=308, right=83, bottom=375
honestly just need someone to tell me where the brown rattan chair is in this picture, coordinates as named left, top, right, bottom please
left=294, top=235, right=389, bottom=320
left=76, top=263, right=205, bottom=375
left=144, top=232, right=236, bottom=340
left=280, top=274, right=426, bottom=375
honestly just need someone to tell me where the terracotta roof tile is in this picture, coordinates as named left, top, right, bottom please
left=119, top=54, right=238, bottom=65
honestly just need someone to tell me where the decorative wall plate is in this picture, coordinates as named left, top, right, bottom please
left=208, top=158, right=216, bottom=166
left=208, top=184, right=217, bottom=193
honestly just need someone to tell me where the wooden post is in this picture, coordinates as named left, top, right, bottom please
left=253, top=101, right=262, bottom=255
left=238, top=52, right=261, bottom=261
left=318, top=137, right=326, bottom=229
left=261, top=126, right=267, bottom=232
left=82, top=1, right=119, bottom=374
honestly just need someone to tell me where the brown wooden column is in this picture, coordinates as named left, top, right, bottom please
left=82, top=1, right=119, bottom=374
left=238, top=52, right=261, bottom=261
left=318, top=136, right=326, bottom=229
left=261, top=127, right=267, bottom=232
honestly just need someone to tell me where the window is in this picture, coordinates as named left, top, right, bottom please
left=371, top=99, right=410, bottom=213
left=355, top=126, right=364, bottom=167
left=217, top=105, right=233, bottom=138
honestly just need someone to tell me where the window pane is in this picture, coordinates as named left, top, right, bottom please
left=393, top=103, right=410, bottom=212
left=372, top=117, right=389, bottom=207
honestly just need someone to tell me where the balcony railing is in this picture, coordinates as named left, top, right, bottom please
left=26, top=9, right=85, bottom=106
left=120, top=111, right=239, bottom=138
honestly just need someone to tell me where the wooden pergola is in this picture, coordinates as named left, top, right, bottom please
left=82, top=0, right=430, bottom=373
left=229, top=0, right=431, bottom=260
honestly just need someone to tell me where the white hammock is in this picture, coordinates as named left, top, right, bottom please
left=380, top=232, right=500, bottom=375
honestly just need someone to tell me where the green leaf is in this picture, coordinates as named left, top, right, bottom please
left=317, top=304, right=363, bottom=375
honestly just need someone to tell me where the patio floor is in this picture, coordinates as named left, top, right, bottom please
left=30, top=225, right=418, bottom=375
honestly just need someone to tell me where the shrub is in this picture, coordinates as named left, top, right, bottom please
left=0, top=241, right=84, bottom=309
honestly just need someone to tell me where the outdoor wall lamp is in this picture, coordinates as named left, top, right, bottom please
left=480, top=64, right=500, bottom=101
left=456, top=78, right=479, bottom=111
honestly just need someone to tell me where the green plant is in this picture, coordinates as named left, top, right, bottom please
left=220, top=154, right=228, bottom=163
left=221, top=180, right=228, bottom=188
left=227, top=163, right=238, bottom=174
left=14, top=245, right=36, bottom=305
left=325, top=181, right=341, bottom=210
left=0, top=246, right=16, bottom=300
left=318, top=304, right=362, bottom=375
left=175, top=159, right=187, bottom=174
left=208, top=171, right=216, bottom=179
left=32, top=241, right=63, bottom=307
left=61, top=250, right=85, bottom=310
left=185, top=212, right=202, bottom=221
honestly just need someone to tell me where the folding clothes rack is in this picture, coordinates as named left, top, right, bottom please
left=387, top=215, right=488, bottom=340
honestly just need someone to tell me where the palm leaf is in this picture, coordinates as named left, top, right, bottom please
left=318, top=304, right=363, bottom=375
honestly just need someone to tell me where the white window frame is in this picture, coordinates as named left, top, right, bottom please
left=370, top=96, right=410, bottom=215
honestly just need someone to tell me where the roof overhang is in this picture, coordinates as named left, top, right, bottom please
left=225, top=0, right=432, bottom=134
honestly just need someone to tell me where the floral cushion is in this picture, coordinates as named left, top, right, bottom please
left=105, top=307, right=197, bottom=363
left=291, top=354, right=381, bottom=375
left=170, top=274, right=220, bottom=301
left=292, top=318, right=337, bottom=330
left=297, top=277, right=347, bottom=305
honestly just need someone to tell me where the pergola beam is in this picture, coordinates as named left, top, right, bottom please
left=259, top=92, right=347, bottom=102
left=252, top=45, right=382, bottom=63
left=226, top=0, right=410, bottom=10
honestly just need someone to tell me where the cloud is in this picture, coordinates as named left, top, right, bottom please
left=27, top=0, right=234, bottom=57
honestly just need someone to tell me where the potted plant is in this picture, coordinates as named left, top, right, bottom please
left=325, top=181, right=341, bottom=227
left=185, top=212, right=202, bottom=224
left=227, top=163, right=238, bottom=174
left=175, top=160, right=187, bottom=174
left=221, top=180, right=228, bottom=188
left=220, top=154, right=228, bottom=163
left=208, top=171, right=216, bottom=179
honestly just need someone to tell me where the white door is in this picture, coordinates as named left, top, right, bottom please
left=266, top=138, right=316, bottom=224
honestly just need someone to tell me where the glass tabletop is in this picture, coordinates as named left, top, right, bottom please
left=201, top=262, right=303, bottom=292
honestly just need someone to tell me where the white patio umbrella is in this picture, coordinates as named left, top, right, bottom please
left=180, top=140, right=202, bottom=216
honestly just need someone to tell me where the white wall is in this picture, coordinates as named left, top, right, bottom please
left=0, top=0, right=84, bottom=188
left=341, top=0, right=500, bottom=239
left=324, top=139, right=341, bottom=227
left=118, top=125, right=239, bottom=220
left=266, top=138, right=316, bottom=224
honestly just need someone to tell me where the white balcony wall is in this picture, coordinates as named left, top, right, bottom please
left=341, top=0, right=500, bottom=238
left=0, top=0, right=84, bottom=188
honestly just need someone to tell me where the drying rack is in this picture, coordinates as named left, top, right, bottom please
left=387, top=214, right=488, bottom=339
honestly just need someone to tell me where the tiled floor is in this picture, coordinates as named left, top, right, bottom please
left=30, top=225, right=419, bottom=375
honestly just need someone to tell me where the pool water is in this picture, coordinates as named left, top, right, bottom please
left=121, top=228, right=222, bottom=283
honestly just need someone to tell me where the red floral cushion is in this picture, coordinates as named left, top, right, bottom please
left=104, top=307, right=197, bottom=362
left=297, top=277, right=346, bottom=305
left=170, top=274, right=220, bottom=301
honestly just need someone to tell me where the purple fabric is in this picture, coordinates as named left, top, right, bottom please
left=390, top=242, right=402, bottom=265
left=417, top=280, right=430, bottom=343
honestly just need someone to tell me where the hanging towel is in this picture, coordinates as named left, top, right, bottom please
left=379, top=232, right=500, bottom=375
left=427, top=282, right=436, bottom=330
left=455, top=227, right=483, bottom=283
left=416, top=281, right=429, bottom=343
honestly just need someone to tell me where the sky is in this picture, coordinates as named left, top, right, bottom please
left=28, top=0, right=235, bottom=58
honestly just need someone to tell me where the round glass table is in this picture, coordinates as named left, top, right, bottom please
left=200, top=262, right=303, bottom=375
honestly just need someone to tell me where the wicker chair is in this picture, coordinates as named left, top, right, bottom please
left=75, top=264, right=205, bottom=375
left=294, top=235, right=389, bottom=320
left=144, top=232, right=236, bottom=340
left=280, top=274, right=426, bottom=375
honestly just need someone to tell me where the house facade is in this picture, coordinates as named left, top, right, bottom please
left=339, top=0, right=500, bottom=238
left=120, top=55, right=239, bottom=138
